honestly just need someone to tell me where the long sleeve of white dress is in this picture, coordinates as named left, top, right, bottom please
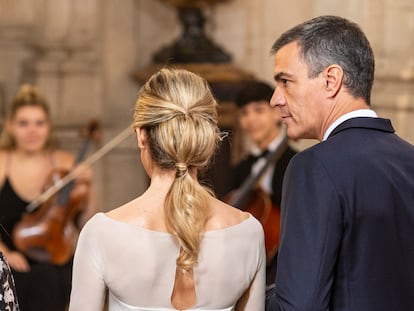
left=69, top=213, right=266, bottom=311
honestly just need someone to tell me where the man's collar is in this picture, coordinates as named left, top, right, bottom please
left=323, top=109, right=377, bottom=141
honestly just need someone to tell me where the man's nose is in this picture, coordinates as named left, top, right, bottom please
left=270, top=88, right=286, bottom=107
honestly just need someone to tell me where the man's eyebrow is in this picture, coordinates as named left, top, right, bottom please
left=274, top=72, right=293, bottom=81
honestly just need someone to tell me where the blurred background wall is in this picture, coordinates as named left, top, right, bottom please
left=0, top=0, right=413, bottom=211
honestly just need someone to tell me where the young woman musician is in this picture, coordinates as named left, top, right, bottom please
left=0, top=84, right=95, bottom=311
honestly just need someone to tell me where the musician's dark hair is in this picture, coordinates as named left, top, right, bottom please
left=235, top=80, right=274, bottom=108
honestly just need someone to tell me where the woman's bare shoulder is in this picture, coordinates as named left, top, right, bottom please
left=105, top=202, right=130, bottom=220
left=105, top=198, right=147, bottom=224
left=53, top=150, right=75, bottom=168
left=105, top=197, right=169, bottom=233
left=205, top=197, right=250, bottom=231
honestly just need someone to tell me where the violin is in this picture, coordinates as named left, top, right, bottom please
left=12, top=121, right=100, bottom=265
left=225, top=131, right=288, bottom=262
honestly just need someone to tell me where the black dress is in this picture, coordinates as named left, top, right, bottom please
left=0, top=177, right=72, bottom=311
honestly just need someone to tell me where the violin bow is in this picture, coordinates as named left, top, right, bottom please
left=26, top=124, right=134, bottom=212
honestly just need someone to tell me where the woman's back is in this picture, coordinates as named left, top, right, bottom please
left=70, top=210, right=265, bottom=310
left=70, top=68, right=266, bottom=310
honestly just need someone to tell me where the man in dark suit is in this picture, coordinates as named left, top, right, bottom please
left=226, top=80, right=296, bottom=286
left=266, top=15, right=414, bottom=310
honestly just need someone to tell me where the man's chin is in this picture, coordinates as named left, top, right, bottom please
left=286, top=128, right=304, bottom=141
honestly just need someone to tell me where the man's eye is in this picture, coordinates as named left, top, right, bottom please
left=281, top=79, right=288, bottom=85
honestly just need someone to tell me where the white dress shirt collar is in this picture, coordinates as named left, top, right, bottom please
left=323, top=109, right=377, bottom=141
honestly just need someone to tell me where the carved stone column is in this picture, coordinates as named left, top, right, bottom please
left=23, top=0, right=102, bottom=128
left=315, top=0, right=414, bottom=144
left=367, top=0, right=414, bottom=144
left=0, top=0, right=37, bottom=119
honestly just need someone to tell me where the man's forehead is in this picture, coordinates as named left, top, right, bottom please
left=273, top=42, right=308, bottom=77
left=274, top=42, right=300, bottom=65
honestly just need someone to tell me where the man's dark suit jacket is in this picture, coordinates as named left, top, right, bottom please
left=266, top=117, right=414, bottom=311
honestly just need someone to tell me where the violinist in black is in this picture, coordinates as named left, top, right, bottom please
left=0, top=84, right=95, bottom=311
left=226, top=81, right=296, bottom=286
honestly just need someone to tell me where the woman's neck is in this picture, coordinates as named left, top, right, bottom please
left=144, top=168, right=198, bottom=207
left=147, top=173, right=175, bottom=197
left=12, top=148, right=49, bottom=160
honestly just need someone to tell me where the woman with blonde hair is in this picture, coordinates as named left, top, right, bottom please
left=69, top=68, right=265, bottom=310
left=0, top=84, right=94, bottom=310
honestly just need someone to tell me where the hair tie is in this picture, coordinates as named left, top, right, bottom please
left=175, top=162, right=188, bottom=178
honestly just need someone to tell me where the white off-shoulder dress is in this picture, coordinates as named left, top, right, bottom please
left=69, top=213, right=265, bottom=311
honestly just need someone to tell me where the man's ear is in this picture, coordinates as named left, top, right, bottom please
left=136, top=128, right=147, bottom=149
left=324, top=64, right=343, bottom=98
